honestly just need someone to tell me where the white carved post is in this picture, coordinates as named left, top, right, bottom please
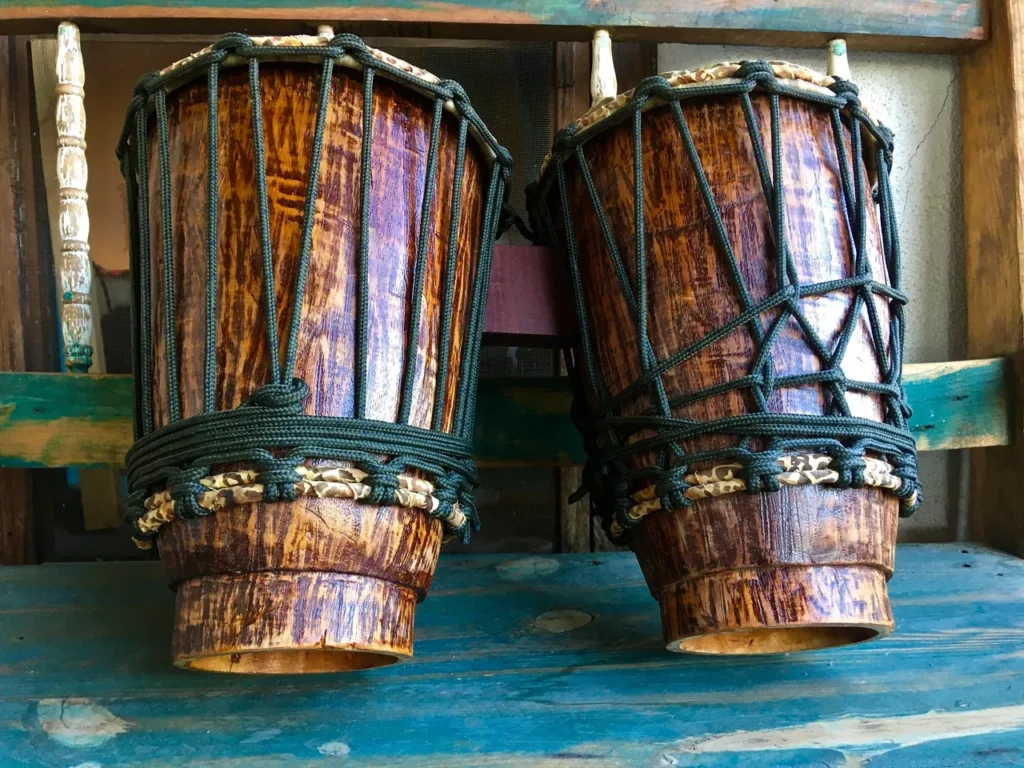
left=590, top=29, right=617, bottom=108
left=56, top=22, right=92, bottom=373
left=827, top=38, right=851, bottom=80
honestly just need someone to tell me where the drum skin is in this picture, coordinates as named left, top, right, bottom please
left=142, top=62, right=486, bottom=672
left=547, top=92, right=898, bottom=654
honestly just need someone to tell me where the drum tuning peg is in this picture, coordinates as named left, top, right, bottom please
left=827, top=38, right=851, bottom=81
left=317, top=25, right=335, bottom=39
left=591, top=29, right=618, bottom=109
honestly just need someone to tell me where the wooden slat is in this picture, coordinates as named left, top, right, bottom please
left=0, top=2, right=986, bottom=51
left=960, top=0, right=1024, bottom=556
left=0, top=358, right=1010, bottom=469
left=0, top=37, right=36, bottom=565
left=1, top=545, right=1023, bottom=765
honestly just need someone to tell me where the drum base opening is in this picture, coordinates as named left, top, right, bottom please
left=669, top=625, right=882, bottom=655
left=171, top=570, right=419, bottom=674
left=658, top=564, right=895, bottom=655
left=179, top=648, right=400, bottom=674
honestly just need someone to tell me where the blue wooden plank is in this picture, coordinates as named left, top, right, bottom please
left=1, top=544, right=1023, bottom=765
left=0, top=359, right=1011, bottom=469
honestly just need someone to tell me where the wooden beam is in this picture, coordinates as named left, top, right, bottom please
left=0, top=37, right=37, bottom=565
left=0, top=358, right=1010, bottom=469
left=960, top=0, right=1024, bottom=555
left=0, top=2, right=986, bottom=52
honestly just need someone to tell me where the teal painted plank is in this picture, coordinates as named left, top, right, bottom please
left=903, top=358, right=1012, bottom=452
left=1, top=545, right=1023, bottom=766
left=0, top=359, right=1010, bottom=468
left=0, top=1, right=984, bottom=50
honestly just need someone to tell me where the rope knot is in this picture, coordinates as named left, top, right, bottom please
left=656, top=467, right=691, bottom=511
left=735, top=60, right=775, bottom=83
left=256, top=460, right=302, bottom=503
left=744, top=451, right=782, bottom=493
left=828, top=446, right=866, bottom=488
left=212, top=32, right=251, bottom=52
left=245, top=378, right=309, bottom=412
left=829, top=79, right=860, bottom=98
left=366, top=467, right=401, bottom=505
left=168, top=466, right=209, bottom=519
left=439, top=79, right=467, bottom=104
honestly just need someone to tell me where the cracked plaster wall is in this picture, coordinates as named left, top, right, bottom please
left=658, top=45, right=964, bottom=540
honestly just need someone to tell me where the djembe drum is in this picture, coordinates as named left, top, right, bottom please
left=529, top=59, right=920, bottom=654
left=116, top=32, right=511, bottom=673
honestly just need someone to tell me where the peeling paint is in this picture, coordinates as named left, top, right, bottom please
left=318, top=740, right=351, bottom=757
left=668, top=704, right=1024, bottom=763
left=240, top=728, right=281, bottom=744
left=37, top=698, right=129, bottom=748
left=535, top=609, right=594, bottom=633
left=496, top=557, right=559, bottom=580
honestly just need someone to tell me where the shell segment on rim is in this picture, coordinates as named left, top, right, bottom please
left=119, top=31, right=512, bottom=168
left=538, top=59, right=876, bottom=177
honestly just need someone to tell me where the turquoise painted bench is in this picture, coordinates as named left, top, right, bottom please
left=2, top=544, right=1023, bottom=765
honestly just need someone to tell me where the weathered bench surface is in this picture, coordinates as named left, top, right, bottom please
left=2, top=544, right=1023, bottom=766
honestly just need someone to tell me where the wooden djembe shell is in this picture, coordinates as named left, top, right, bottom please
left=551, top=92, right=898, bottom=654
left=143, top=63, right=485, bottom=672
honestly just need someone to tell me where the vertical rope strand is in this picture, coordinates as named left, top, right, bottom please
left=154, top=90, right=180, bottom=423
left=631, top=106, right=681, bottom=467
left=284, top=57, right=334, bottom=381
left=455, top=165, right=502, bottom=438
left=248, top=57, right=280, bottom=383
left=134, top=107, right=154, bottom=436
left=355, top=67, right=375, bottom=419
left=459, top=172, right=504, bottom=440
left=432, top=117, right=468, bottom=432
left=122, top=143, right=143, bottom=437
left=399, top=97, right=445, bottom=424
left=203, top=62, right=220, bottom=413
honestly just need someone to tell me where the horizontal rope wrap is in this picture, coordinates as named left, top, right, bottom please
left=124, top=380, right=481, bottom=543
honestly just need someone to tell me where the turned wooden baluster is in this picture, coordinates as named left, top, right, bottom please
left=590, top=30, right=617, bottom=108
left=55, top=22, right=92, bottom=373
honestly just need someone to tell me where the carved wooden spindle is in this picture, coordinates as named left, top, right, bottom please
left=828, top=38, right=851, bottom=80
left=590, top=30, right=617, bottom=108
left=56, top=22, right=92, bottom=373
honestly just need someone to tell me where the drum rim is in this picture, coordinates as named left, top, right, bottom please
left=120, top=31, right=509, bottom=167
left=536, top=59, right=877, bottom=178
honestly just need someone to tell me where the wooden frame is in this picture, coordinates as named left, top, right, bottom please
left=961, top=0, right=1024, bottom=556
left=0, top=2, right=986, bottom=52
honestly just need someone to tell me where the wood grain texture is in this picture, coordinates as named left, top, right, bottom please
left=1, top=545, right=1023, bottom=765
left=0, top=360, right=1009, bottom=468
left=0, top=2, right=985, bottom=52
left=961, top=0, right=1024, bottom=557
left=135, top=60, right=487, bottom=671
left=542, top=92, right=902, bottom=652
left=0, top=37, right=35, bottom=565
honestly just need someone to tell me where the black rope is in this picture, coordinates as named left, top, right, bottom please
left=118, top=33, right=513, bottom=544
left=527, top=63, right=921, bottom=544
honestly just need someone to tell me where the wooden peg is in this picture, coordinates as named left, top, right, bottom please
left=590, top=30, right=617, bottom=108
left=827, top=38, right=851, bottom=80
left=317, top=25, right=335, bottom=39
left=56, top=22, right=92, bottom=373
